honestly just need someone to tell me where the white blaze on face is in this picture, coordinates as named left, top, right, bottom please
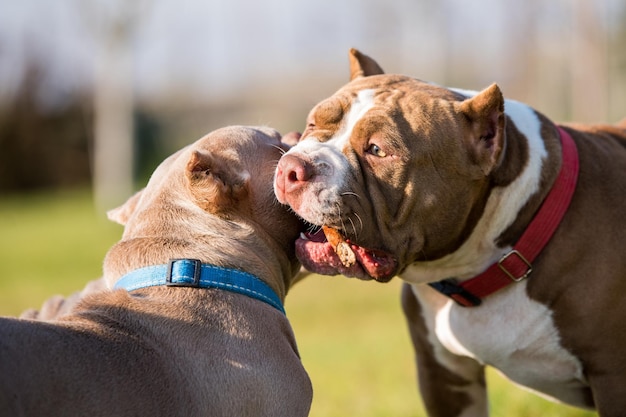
left=329, top=89, right=376, bottom=151
left=283, top=89, right=377, bottom=209
left=290, top=88, right=376, bottom=155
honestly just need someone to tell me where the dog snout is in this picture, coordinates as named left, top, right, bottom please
left=275, top=154, right=314, bottom=201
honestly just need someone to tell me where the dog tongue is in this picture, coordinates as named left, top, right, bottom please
left=296, top=228, right=397, bottom=282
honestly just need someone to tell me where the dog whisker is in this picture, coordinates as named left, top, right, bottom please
left=347, top=216, right=358, bottom=240
left=352, top=212, right=364, bottom=234
left=307, top=223, right=321, bottom=234
left=270, top=144, right=288, bottom=155
left=340, top=219, right=347, bottom=234
left=335, top=202, right=347, bottom=233
left=341, top=191, right=361, bottom=200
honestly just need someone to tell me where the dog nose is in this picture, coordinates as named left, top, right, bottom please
left=276, top=154, right=314, bottom=195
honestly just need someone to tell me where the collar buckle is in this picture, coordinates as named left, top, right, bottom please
left=498, top=250, right=532, bottom=282
left=166, top=258, right=202, bottom=287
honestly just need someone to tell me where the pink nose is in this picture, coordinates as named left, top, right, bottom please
left=275, top=154, right=314, bottom=197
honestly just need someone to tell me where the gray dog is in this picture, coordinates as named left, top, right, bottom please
left=1, top=126, right=312, bottom=417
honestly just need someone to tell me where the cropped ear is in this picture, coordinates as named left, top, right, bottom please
left=458, top=83, right=506, bottom=175
left=186, top=150, right=249, bottom=214
left=107, top=188, right=145, bottom=225
left=349, top=48, right=385, bottom=80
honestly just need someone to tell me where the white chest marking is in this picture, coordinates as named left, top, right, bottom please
left=412, top=284, right=588, bottom=405
left=402, top=92, right=548, bottom=284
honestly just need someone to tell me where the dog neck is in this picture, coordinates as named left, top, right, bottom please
left=112, top=259, right=286, bottom=313
left=428, top=126, right=578, bottom=306
left=402, top=101, right=563, bottom=285
left=103, top=200, right=295, bottom=302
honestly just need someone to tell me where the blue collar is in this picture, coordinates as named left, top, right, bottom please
left=113, top=258, right=285, bottom=314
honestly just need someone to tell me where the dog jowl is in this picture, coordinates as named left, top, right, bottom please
left=275, top=49, right=626, bottom=416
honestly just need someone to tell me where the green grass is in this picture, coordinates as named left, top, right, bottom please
left=0, top=189, right=597, bottom=417
left=0, top=189, right=122, bottom=314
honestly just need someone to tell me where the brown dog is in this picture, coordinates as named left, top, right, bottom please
left=274, top=49, right=626, bottom=416
left=1, top=126, right=312, bottom=417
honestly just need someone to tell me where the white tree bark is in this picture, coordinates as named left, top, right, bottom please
left=81, top=1, right=147, bottom=211
left=93, top=20, right=134, bottom=211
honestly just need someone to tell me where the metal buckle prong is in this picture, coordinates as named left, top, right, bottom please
left=498, top=250, right=532, bottom=282
left=166, top=258, right=202, bottom=287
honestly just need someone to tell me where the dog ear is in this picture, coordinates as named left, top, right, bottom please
left=107, top=189, right=145, bottom=225
left=458, top=83, right=506, bottom=175
left=349, top=48, right=385, bottom=80
left=185, top=150, right=250, bottom=213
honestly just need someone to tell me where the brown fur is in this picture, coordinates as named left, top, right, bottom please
left=350, top=50, right=626, bottom=416
left=276, top=48, right=626, bottom=416
left=1, top=126, right=312, bottom=417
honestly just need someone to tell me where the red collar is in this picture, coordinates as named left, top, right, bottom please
left=430, top=127, right=579, bottom=307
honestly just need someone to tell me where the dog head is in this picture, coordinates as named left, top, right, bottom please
left=275, top=49, right=513, bottom=282
left=105, top=126, right=303, bottom=291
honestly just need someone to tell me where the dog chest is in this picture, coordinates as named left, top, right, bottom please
left=411, top=283, right=589, bottom=404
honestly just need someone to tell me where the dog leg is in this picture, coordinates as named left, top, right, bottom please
left=587, top=373, right=626, bottom=416
left=402, top=284, right=488, bottom=417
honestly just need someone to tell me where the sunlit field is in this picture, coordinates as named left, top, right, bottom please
left=0, top=189, right=597, bottom=417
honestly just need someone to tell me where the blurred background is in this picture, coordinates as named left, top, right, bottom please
left=2, top=0, right=625, bottom=208
left=0, top=0, right=621, bottom=415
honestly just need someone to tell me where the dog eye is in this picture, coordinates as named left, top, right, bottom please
left=366, top=143, right=387, bottom=157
